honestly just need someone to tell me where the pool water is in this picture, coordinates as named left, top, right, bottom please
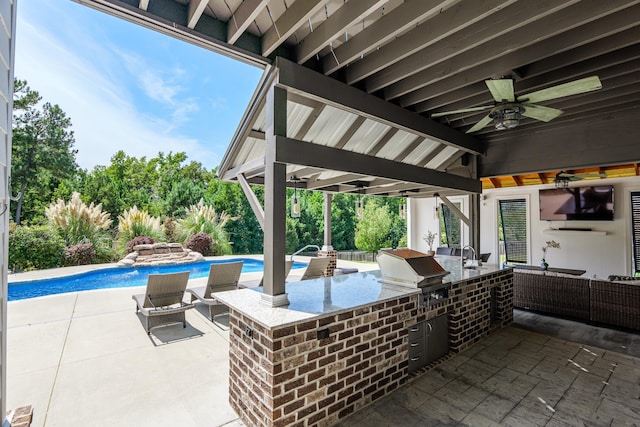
left=8, top=258, right=306, bottom=301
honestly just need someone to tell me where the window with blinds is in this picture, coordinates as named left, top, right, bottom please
left=440, top=203, right=460, bottom=247
left=630, top=192, right=640, bottom=274
left=499, top=199, right=528, bottom=264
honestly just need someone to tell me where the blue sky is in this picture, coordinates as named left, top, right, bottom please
left=15, top=0, right=264, bottom=171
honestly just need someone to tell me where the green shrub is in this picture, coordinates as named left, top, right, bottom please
left=185, top=232, right=213, bottom=256
left=63, top=243, right=97, bottom=266
left=9, top=223, right=65, bottom=271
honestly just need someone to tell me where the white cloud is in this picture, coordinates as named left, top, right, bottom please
left=15, top=5, right=218, bottom=170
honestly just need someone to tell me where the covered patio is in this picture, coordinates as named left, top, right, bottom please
left=2, top=0, right=640, bottom=425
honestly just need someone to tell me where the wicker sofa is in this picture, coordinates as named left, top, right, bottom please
left=513, top=269, right=640, bottom=331
left=590, top=278, right=640, bottom=331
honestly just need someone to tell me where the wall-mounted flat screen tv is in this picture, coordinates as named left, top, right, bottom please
left=539, top=185, right=614, bottom=221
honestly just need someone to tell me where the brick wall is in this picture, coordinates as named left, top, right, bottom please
left=227, top=268, right=513, bottom=426
left=228, top=295, right=419, bottom=427
left=413, top=269, right=513, bottom=353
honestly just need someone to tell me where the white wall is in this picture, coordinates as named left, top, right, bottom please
left=409, top=176, right=640, bottom=279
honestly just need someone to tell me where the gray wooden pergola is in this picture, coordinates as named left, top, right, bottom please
left=217, top=57, right=482, bottom=305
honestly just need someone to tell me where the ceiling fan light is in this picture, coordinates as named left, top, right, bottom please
left=554, top=176, right=570, bottom=189
left=491, top=104, right=525, bottom=130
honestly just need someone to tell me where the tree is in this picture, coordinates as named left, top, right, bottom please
left=354, top=203, right=393, bottom=253
left=11, top=79, right=78, bottom=224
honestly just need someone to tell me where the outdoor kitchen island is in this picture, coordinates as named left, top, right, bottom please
left=215, top=257, right=513, bottom=427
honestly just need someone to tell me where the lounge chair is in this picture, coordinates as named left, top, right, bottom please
left=186, top=261, right=243, bottom=321
left=240, top=260, right=294, bottom=288
left=132, top=271, right=193, bottom=334
left=300, top=257, right=331, bottom=280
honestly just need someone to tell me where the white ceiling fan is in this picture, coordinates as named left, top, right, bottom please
left=431, top=76, right=602, bottom=133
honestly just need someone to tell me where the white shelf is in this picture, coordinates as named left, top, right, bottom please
left=543, top=228, right=607, bottom=236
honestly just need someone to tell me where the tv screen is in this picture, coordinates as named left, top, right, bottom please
left=539, top=185, right=614, bottom=221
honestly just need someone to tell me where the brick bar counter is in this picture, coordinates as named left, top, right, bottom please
left=215, top=259, right=513, bottom=427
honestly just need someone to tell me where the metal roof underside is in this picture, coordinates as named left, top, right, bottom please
left=75, top=0, right=640, bottom=189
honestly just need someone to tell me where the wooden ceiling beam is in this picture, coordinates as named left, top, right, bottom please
left=296, top=0, right=387, bottom=64
left=293, top=104, right=327, bottom=140
left=321, top=0, right=456, bottom=75
left=370, top=0, right=578, bottom=96
left=366, top=128, right=398, bottom=157
left=393, top=136, right=424, bottom=163
left=305, top=173, right=365, bottom=190
left=275, top=57, right=484, bottom=155
left=227, top=0, right=269, bottom=44
left=399, top=3, right=640, bottom=108
left=538, top=173, right=548, bottom=184
left=418, top=38, right=640, bottom=113
left=262, top=0, right=330, bottom=56
left=426, top=56, right=640, bottom=121
left=489, top=178, right=501, bottom=188
left=187, top=0, right=208, bottom=29
left=275, top=136, right=481, bottom=193
left=334, top=116, right=367, bottom=150
left=344, top=0, right=514, bottom=85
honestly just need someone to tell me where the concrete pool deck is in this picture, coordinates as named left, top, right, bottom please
left=6, top=257, right=375, bottom=426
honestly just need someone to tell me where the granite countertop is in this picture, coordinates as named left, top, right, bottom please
left=214, top=270, right=420, bottom=328
left=434, top=256, right=507, bottom=283
left=214, top=259, right=510, bottom=329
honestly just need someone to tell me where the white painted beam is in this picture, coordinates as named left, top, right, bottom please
left=262, top=0, right=330, bottom=57
left=322, top=0, right=456, bottom=75
left=305, top=173, right=364, bottom=190
left=296, top=0, right=386, bottom=64
left=187, top=0, right=208, bottom=29
left=344, top=0, right=514, bottom=85
left=378, top=0, right=587, bottom=99
left=139, top=0, right=149, bottom=11
left=227, top=0, right=269, bottom=45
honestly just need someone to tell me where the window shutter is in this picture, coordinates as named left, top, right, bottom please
left=499, top=199, right=528, bottom=264
left=630, top=192, right=640, bottom=274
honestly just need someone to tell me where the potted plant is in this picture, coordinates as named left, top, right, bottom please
left=541, top=240, right=560, bottom=270
left=423, top=230, right=437, bottom=256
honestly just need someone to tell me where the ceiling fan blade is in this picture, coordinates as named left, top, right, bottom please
left=431, top=105, right=493, bottom=118
left=559, top=172, right=607, bottom=178
left=517, top=76, right=602, bottom=103
left=485, top=79, right=515, bottom=102
left=466, top=115, right=493, bottom=133
left=556, top=172, right=607, bottom=181
left=522, top=104, right=563, bottom=122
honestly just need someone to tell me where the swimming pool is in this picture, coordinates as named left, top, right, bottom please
left=8, top=258, right=306, bottom=301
